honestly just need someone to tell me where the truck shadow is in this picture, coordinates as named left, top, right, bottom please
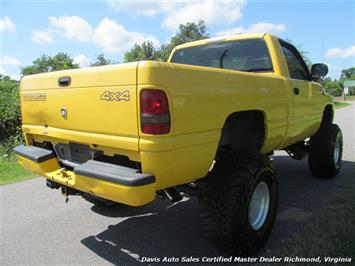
left=81, top=155, right=355, bottom=264
left=81, top=197, right=219, bottom=264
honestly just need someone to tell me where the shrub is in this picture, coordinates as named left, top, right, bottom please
left=0, top=76, right=22, bottom=155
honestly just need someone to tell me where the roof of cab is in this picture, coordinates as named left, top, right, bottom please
left=174, top=33, right=269, bottom=51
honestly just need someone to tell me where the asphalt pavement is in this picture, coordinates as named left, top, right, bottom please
left=1, top=103, right=354, bottom=265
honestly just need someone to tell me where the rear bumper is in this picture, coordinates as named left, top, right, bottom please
left=14, top=145, right=156, bottom=206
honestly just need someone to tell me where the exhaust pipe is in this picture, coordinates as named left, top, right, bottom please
left=163, top=187, right=183, bottom=202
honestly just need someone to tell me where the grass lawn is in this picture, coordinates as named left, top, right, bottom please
left=334, top=95, right=355, bottom=102
left=334, top=101, right=352, bottom=109
left=0, top=157, right=35, bottom=185
left=276, top=174, right=355, bottom=259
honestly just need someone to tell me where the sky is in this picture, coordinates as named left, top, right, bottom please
left=0, top=0, right=354, bottom=80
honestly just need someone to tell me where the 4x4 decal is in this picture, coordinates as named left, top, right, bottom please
left=100, top=90, right=130, bottom=101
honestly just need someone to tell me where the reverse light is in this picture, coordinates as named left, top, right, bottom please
left=140, top=89, right=170, bottom=134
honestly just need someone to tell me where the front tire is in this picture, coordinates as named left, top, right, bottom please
left=308, top=123, right=343, bottom=178
left=198, top=149, right=278, bottom=255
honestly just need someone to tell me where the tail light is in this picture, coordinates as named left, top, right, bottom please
left=140, top=89, right=170, bottom=134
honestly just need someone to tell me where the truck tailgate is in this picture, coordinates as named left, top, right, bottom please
left=20, top=63, right=139, bottom=148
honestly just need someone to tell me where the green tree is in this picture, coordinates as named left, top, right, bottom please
left=124, top=20, right=209, bottom=63
left=21, top=53, right=79, bottom=75
left=340, top=67, right=355, bottom=95
left=285, top=38, right=312, bottom=67
left=156, top=20, right=209, bottom=61
left=0, top=76, right=21, bottom=143
left=298, top=48, right=312, bottom=68
left=170, top=20, right=209, bottom=47
left=340, top=67, right=355, bottom=80
left=322, top=77, right=343, bottom=96
left=91, top=53, right=112, bottom=66
left=123, top=41, right=156, bottom=63
left=321, top=67, right=355, bottom=97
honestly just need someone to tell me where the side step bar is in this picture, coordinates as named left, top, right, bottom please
left=13, top=145, right=55, bottom=163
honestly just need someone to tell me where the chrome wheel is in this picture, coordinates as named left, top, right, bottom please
left=248, top=181, right=270, bottom=231
left=334, top=133, right=341, bottom=165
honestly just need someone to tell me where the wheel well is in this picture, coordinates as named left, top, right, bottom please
left=321, top=105, right=334, bottom=126
left=219, top=111, right=265, bottom=153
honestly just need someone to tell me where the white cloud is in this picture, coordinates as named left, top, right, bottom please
left=0, top=66, right=7, bottom=75
left=216, top=22, right=286, bottom=36
left=9, top=74, right=21, bottom=81
left=49, top=15, right=94, bottom=42
left=325, top=63, right=341, bottom=71
left=93, top=18, right=159, bottom=53
left=0, top=68, right=20, bottom=80
left=138, top=8, right=161, bottom=17
left=247, top=22, right=286, bottom=34
left=162, top=1, right=245, bottom=31
left=104, top=0, right=178, bottom=16
left=0, top=17, right=16, bottom=32
left=32, top=16, right=159, bottom=54
left=0, top=61, right=21, bottom=81
left=31, top=30, right=53, bottom=44
left=0, top=55, right=21, bottom=66
left=325, top=45, right=355, bottom=59
left=324, top=63, right=342, bottom=79
left=104, top=0, right=246, bottom=31
left=105, top=0, right=165, bottom=17
left=74, top=54, right=91, bottom=67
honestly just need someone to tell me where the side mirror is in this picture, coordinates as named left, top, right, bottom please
left=311, top=63, right=328, bottom=80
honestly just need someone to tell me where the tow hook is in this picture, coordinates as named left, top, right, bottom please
left=59, top=168, right=70, bottom=177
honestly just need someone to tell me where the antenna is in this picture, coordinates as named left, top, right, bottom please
left=322, top=38, right=325, bottom=63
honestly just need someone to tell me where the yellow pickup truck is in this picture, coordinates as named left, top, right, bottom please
left=14, top=33, right=343, bottom=255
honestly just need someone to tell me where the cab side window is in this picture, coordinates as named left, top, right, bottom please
left=280, top=40, right=310, bottom=80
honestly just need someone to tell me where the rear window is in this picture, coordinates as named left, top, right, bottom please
left=171, top=39, right=273, bottom=73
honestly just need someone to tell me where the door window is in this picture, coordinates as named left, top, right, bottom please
left=279, top=40, right=310, bottom=80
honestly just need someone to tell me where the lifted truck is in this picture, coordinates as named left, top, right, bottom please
left=15, top=33, right=343, bottom=255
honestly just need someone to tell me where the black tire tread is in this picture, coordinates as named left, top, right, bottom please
left=308, top=123, right=342, bottom=178
left=198, top=149, right=277, bottom=255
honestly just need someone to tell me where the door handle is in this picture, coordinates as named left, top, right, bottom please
left=293, top=87, right=300, bottom=95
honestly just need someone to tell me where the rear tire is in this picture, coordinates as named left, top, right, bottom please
left=308, top=123, right=343, bottom=178
left=198, top=149, right=278, bottom=255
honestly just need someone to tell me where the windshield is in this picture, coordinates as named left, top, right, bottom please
left=170, top=39, right=273, bottom=73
